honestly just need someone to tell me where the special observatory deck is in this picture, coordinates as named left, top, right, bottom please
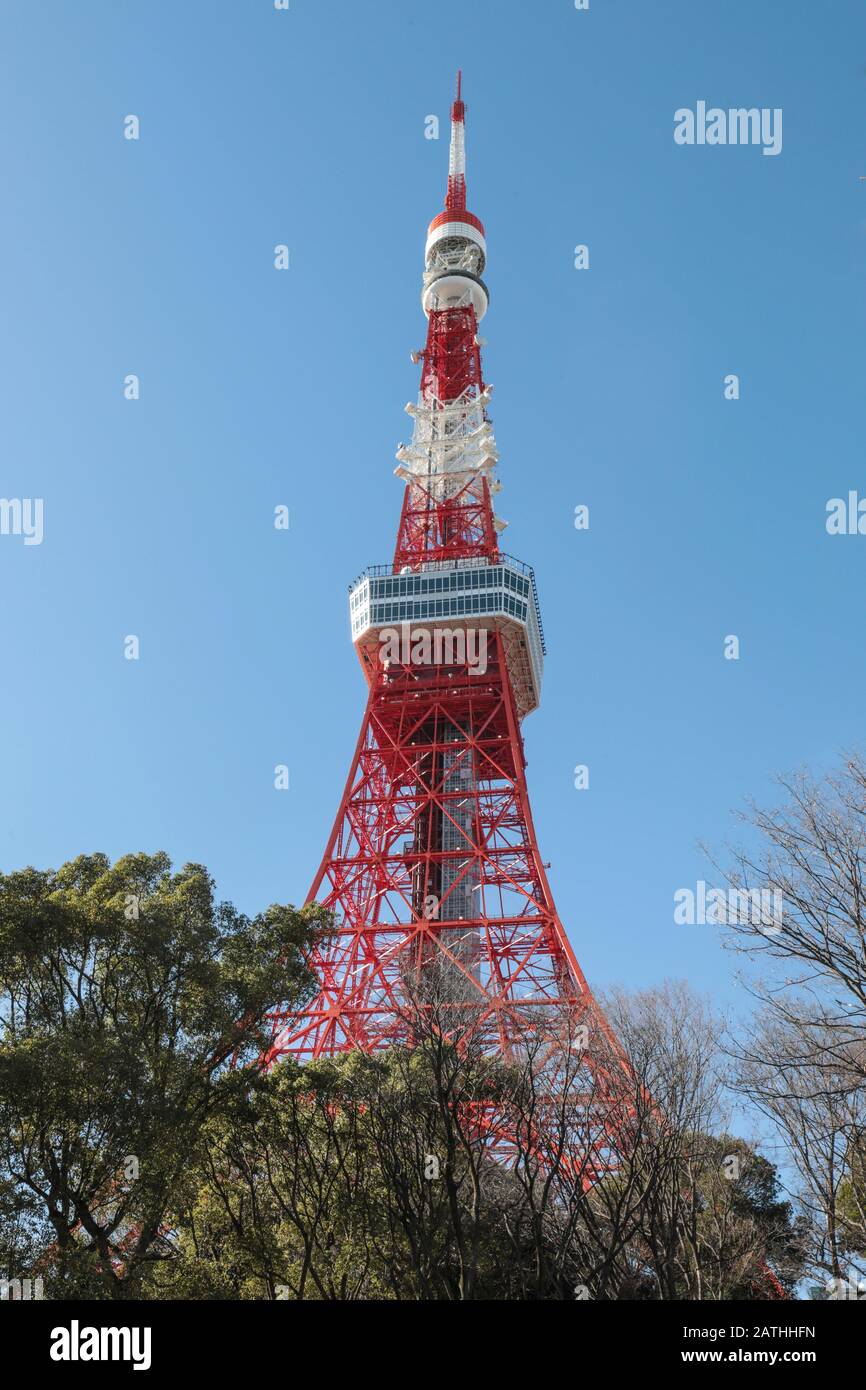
left=348, top=554, right=545, bottom=718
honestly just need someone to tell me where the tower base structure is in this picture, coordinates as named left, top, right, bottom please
left=267, top=633, right=629, bottom=1158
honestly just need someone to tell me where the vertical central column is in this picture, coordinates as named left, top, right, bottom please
left=407, top=689, right=482, bottom=1022
left=438, top=719, right=481, bottom=976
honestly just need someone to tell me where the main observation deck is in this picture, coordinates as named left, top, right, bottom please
left=348, top=554, right=545, bottom=718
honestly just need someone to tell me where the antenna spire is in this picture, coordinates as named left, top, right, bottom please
left=446, top=70, right=467, bottom=211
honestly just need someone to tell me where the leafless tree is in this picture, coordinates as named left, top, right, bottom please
left=731, top=1010, right=866, bottom=1285
left=715, top=752, right=866, bottom=1286
left=718, top=754, right=866, bottom=1086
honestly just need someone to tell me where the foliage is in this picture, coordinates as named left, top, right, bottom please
left=0, top=852, right=326, bottom=1298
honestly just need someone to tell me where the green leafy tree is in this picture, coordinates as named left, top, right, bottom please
left=154, top=1044, right=518, bottom=1301
left=0, top=851, right=327, bottom=1298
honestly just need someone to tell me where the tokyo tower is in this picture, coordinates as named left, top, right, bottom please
left=268, top=75, right=621, bottom=1078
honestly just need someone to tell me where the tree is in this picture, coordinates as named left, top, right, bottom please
left=719, top=754, right=866, bottom=1091
left=731, top=1010, right=866, bottom=1287
left=716, top=753, right=866, bottom=1288
left=596, top=985, right=804, bottom=1300
left=151, top=978, right=801, bottom=1301
left=0, top=851, right=327, bottom=1299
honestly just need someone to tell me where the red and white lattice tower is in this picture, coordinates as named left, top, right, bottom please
left=268, top=75, right=623, bottom=1086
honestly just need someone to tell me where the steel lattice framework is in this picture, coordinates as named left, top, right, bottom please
left=267, top=74, right=624, bottom=1099
left=270, top=635, right=620, bottom=1061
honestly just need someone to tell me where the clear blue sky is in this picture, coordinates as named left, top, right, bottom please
left=2, top=0, right=865, bottom=1014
